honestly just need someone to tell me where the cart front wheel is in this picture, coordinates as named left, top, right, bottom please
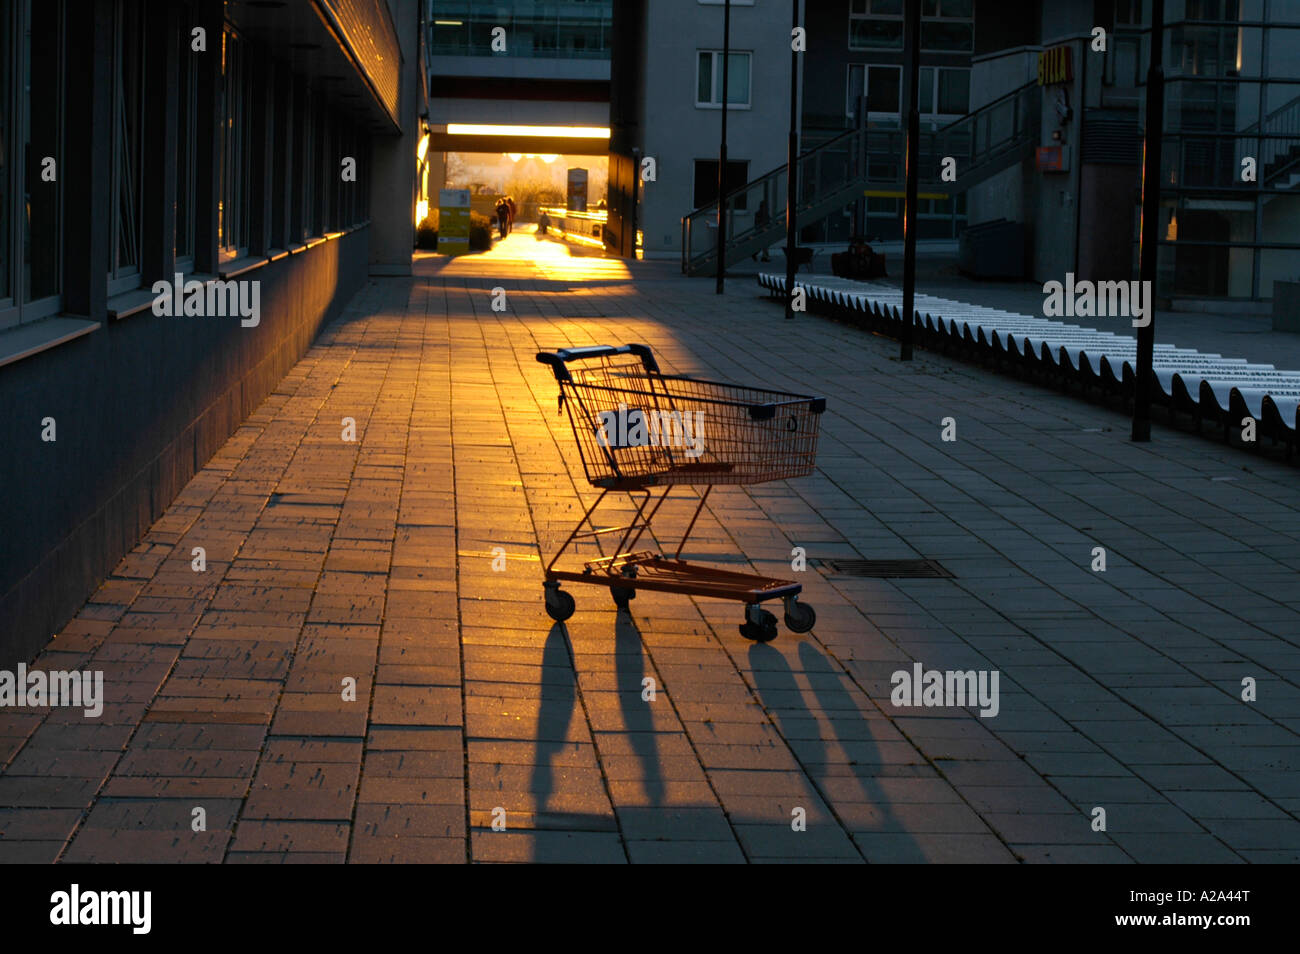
left=739, top=607, right=778, bottom=642
left=544, top=586, right=576, bottom=622
left=784, top=601, right=816, bottom=634
left=611, top=585, right=635, bottom=610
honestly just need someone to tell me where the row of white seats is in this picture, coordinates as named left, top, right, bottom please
left=758, top=272, right=1300, bottom=448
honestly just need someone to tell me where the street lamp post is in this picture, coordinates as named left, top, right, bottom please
left=1132, top=0, right=1165, bottom=442
left=900, top=0, right=921, bottom=361
left=716, top=0, right=731, bottom=294
left=784, top=0, right=801, bottom=319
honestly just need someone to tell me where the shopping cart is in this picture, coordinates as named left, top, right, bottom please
left=535, top=343, right=827, bottom=642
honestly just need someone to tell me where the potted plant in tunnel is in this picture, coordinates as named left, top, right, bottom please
left=416, top=210, right=438, bottom=250
left=469, top=212, right=492, bottom=252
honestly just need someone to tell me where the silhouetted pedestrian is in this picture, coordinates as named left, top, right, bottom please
left=495, top=199, right=509, bottom=239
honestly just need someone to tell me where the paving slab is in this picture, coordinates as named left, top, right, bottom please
left=1, top=235, right=1297, bottom=862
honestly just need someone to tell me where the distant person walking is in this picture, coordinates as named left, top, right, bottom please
left=506, top=196, right=517, bottom=234
left=495, top=198, right=509, bottom=239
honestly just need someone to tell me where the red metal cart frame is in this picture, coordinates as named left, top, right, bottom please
left=535, top=343, right=826, bottom=641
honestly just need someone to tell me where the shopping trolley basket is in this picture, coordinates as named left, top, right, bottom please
left=535, top=343, right=827, bottom=642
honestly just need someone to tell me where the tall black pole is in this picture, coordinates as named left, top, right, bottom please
left=900, top=0, right=920, bottom=360
left=716, top=0, right=731, bottom=293
left=784, top=0, right=801, bottom=319
left=1132, top=0, right=1165, bottom=442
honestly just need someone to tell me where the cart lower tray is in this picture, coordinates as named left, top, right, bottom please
left=551, top=550, right=802, bottom=603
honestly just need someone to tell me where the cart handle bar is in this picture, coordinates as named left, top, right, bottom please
left=536, top=344, right=660, bottom=383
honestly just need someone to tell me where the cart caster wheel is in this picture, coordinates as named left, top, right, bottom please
left=739, top=608, right=778, bottom=643
left=544, top=586, right=575, bottom=622
left=611, top=585, right=635, bottom=610
left=784, top=601, right=816, bottom=634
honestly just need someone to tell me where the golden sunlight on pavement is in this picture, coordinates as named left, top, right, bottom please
left=425, top=225, right=633, bottom=282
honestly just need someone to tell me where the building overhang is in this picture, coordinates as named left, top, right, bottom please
left=227, top=0, right=403, bottom=134
left=431, top=123, right=611, bottom=156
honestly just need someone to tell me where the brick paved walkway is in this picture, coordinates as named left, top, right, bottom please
left=2, top=230, right=1299, bottom=863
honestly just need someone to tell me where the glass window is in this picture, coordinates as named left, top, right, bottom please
left=112, top=0, right=144, bottom=279
left=867, top=65, right=901, bottom=113
left=302, top=90, right=315, bottom=239
left=220, top=28, right=252, bottom=255
left=1, top=0, right=64, bottom=326
left=308, top=98, right=321, bottom=236
left=176, top=5, right=197, bottom=264
left=428, top=1, right=611, bottom=59
left=846, top=64, right=865, bottom=119
left=1115, top=0, right=1145, bottom=24
left=920, top=67, right=934, bottom=113
left=0, top=4, right=13, bottom=304
left=860, top=0, right=971, bottom=50
left=696, top=50, right=751, bottom=107
left=938, top=68, right=970, bottom=114
left=850, top=18, right=903, bottom=49
left=25, top=0, right=61, bottom=304
left=921, top=20, right=973, bottom=51
left=697, top=51, right=712, bottom=104
left=327, top=117, right=340, bottom=231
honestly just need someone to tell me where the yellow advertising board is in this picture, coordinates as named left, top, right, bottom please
left=439, top=188, right=470, bottom=254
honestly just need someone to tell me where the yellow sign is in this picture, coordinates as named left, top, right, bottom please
left=1037, top=45, right=1073, bottom=86
left=438, top=188, right=470, bottom=254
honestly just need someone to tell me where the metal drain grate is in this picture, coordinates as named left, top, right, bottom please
left=819, top=558, right=953, bottom=578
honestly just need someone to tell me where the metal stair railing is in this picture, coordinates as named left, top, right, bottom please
left=681, top=81, right=1041, bottom=276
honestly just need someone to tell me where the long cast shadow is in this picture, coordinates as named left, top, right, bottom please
left=529, top=622, right=578, bottom=824
left=615, top=609, right=664, bottom=808
left=747, top=639, right=919, bottom=859
left=520, top=615, right=661, bottom=863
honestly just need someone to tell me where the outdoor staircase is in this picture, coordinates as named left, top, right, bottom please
left=1264, top=142, right=1300, bottom=190
left=682, top=80, right=1042, bottom=276
left=1250, top=93, right=1300, bottom=189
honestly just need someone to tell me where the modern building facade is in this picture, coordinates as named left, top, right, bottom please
left=963, top=0, right=1300, bottom=301
left=799, top=0, right=987, bottom=244
left=610, top=0, right=794, bottom=260
left=1136, top=0, right=1300, bottom=301
left=613, top=0, right=1296, bottom=301
left=423, top=0, right=612, bottom=213
left=0, top=0, right=424, bottom=667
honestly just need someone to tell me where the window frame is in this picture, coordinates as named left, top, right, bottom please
left=0, top=0, right=67, bottom=331
left=109, top=0, right=146, bottom=294
left=692, top=158, right=751, bottom=209
left=848, top=0, right=974, bottom=52
left=218, top=25, right=253, bottom=262
left=857, top=63, right=903, bottom=118
left=695, top=49, right=753, bottom=109
left=848, top=62, right=970, bottom=122
left=174, top=4, right=198, bottom=272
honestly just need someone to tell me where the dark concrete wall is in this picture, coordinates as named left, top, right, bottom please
left=0, top=232, right=369, bottom=668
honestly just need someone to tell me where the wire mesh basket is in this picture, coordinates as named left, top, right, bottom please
left=545, top=346, right=825, bottom=489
